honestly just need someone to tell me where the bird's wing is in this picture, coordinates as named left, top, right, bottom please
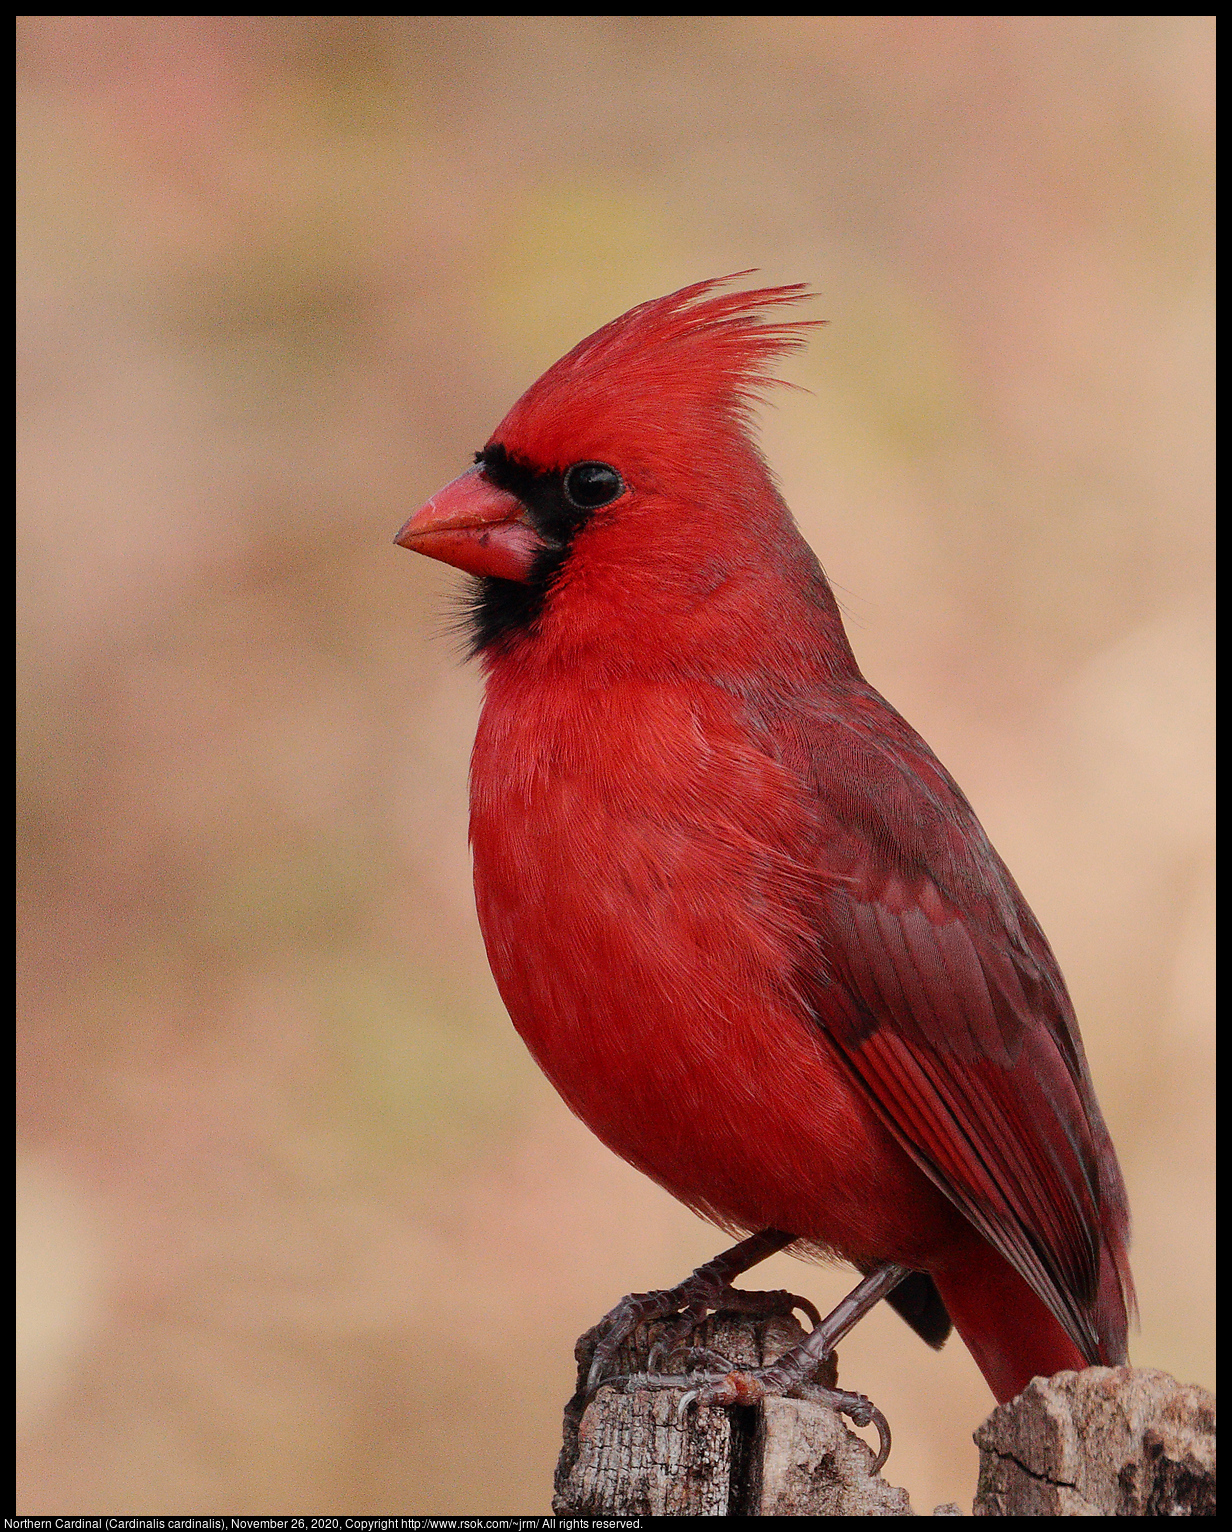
left=771, top=697, right=1113, bottom=1359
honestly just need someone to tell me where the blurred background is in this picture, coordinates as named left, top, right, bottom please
left=16, top=15, right=1214, bottom=1515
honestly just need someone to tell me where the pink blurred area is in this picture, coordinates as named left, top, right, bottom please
left=16, top=16, right=1214, bottom=1515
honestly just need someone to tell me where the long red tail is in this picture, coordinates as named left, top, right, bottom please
left=933, top=1241, right=1093, bottom=1405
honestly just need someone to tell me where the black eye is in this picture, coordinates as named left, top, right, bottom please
left=562, top=461, right=624, bottom=510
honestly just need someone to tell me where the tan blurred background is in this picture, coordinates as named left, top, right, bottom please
left=16, top=15, right=1214, bottom=1515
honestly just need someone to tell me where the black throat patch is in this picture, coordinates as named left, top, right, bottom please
left=462, top=443, right=594, bottom=656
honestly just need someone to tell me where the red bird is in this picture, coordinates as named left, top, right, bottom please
left=396, top=276, right=1133, bottom=1437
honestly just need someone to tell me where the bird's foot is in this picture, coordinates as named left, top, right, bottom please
left=687, top=1351, right=892, bottom=1474
left=580, top=1274, right=820, bottom=1397
left=581, top=1260, right=911, bottom=1474
left=602, top=1348, right=892, bottom=1474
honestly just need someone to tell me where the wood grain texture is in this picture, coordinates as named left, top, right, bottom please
left=554, top=1312, right=911, bottom=1515
left=974, top=1366, right=1216, bottom=1516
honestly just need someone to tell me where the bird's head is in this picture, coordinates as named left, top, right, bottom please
left=397, top=275, right=831, bottom=665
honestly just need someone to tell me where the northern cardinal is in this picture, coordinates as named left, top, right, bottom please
left=396, top=276, right=1133, bottom=1437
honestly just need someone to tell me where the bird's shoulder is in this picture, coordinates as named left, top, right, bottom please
left=748, top=679, right=1006, bottom=898
left=741, top=678, right=1084, bottom=1062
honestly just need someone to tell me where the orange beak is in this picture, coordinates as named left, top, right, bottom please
left=394, top=465, right=544, bottom=583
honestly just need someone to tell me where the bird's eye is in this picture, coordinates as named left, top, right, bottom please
left=563, top=461, right=624, bottom=510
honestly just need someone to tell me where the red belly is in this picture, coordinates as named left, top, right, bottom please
left=469, top=682, right=965, bottom=1270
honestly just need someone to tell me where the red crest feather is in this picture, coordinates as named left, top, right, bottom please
left=489, top=273, right=822, bottom=471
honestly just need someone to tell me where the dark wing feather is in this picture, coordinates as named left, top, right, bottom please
left=768, top=689, right=1129, bottom=1362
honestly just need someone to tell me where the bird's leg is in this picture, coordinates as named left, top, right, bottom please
left=581, top=1228, right=820, bottom=1395
left=603, top=1262, right=912, bottom=1473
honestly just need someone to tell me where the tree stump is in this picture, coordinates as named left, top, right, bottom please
left=974, top=1366, right=1216, bottom=1516
left=554, top=1314, right=1216, bottom=1516
left=553, top=1312, right=912, bottom=1515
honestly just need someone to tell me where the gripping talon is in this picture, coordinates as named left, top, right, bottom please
left=575, top=1247, right=903, bottom=1477
left=811, top=1388, right=891, bottom=1473
left=867, top=1405, right=892, bottom=1474
left=578, top=1236, right=821, bottom=1397
left=870, top=1409, right=888, bottom=1470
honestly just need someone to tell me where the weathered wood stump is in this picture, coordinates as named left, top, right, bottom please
left=554, top=1313, right=1216, bottom=1515
left=973, top=1366, right=1216, bottom=1515
left=554, top=1312, right=912, bottom=1515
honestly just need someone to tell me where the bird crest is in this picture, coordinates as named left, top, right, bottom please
left=489, top=274, right=822, bottom=471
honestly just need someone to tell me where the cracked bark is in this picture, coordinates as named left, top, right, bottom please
left=973, top=1366, right=1216, bottom=1515
left=554, top=1317, right=1215, bottom=1516
left=553, top=1312, right=912, bottom=1515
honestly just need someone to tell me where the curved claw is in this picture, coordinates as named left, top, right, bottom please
left=811, top=1386, right=892, bottom=1474
left=866, top=1404, right=892, bottom=1475
left=646, top=1314, right=710, bottom=1375
left=870, top=1403, right=888, bottom=1476
left=583, top=1286, right=711, bottom=1396
left=585, top=1353, right=613, bottom=1397
left=679, top=1345, right=741, bottom=1374
left=585, top=1294, right=659, bottom=1395
left=645, top=1337, right=672, bottom=1375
